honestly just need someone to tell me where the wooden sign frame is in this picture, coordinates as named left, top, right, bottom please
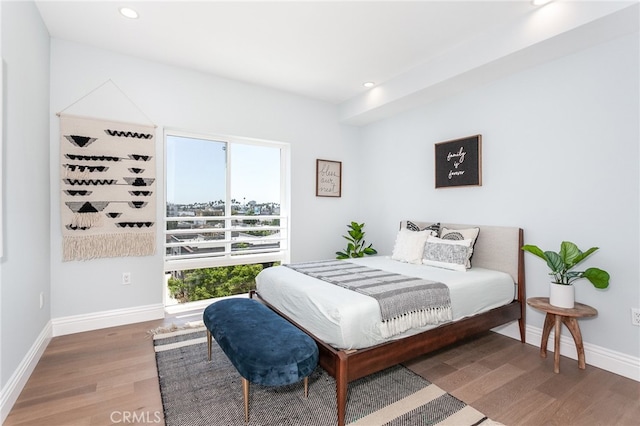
left=434, top=135, right=482, bottom=188
left=316, top=159, right=342, bottom=197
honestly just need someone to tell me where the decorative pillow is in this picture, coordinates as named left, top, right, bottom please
left=439, top=227, right=480, bottom=267
left=406, top=220, right=440, bottom=235
left=391, top=228, right=433, bottom=264
left=422, top=236, right=474, bottom=271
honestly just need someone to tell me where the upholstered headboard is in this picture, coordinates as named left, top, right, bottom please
left=400, top=221, right=524, bottom=287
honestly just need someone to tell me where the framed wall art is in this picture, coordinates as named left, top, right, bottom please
left=434, top=134, right=482, bottom=188
left=316, top=159, right=342, bottom=197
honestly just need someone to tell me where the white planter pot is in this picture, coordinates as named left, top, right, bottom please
left=549, top=283, right=575, bottom=309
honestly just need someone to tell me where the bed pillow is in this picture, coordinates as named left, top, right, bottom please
left=422, top=235, right=473, bottom=271
left=391, top=228, right=434, bottom=264
left=439, top=227, right=480, bottom=267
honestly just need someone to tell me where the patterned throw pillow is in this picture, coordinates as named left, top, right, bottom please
left=439, top=227, right=480, bottom=267
left=422, top=236, right=473, bottom=271
left=406, top=220, right=440, bottom=235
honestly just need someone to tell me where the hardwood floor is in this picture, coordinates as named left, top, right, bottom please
left=5, top=306, right=639, bottom=425
left=404, top=332, right=640, bottom=425
left=4, top=319, right=166, bottom=426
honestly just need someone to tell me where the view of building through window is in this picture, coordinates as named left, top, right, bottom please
left=164, top=132, right=288, bottom=304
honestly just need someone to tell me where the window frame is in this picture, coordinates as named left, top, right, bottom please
left=163, top=129, right=290, bottom=272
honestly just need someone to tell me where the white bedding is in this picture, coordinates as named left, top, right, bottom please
left=255, top=256, right=514, bottom=350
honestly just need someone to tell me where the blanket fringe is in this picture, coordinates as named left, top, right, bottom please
left=63, top=232, right=156, bottom=261
left=379, top=306, right=453, bottom=339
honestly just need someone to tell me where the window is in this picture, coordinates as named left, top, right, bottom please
left=164, top=131, right=289, bottom=273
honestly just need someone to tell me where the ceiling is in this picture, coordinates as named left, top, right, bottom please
left=35, top=1, right=639, bottom=124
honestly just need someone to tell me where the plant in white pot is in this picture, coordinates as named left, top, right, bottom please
left=522, top=241, right=610, bottom=309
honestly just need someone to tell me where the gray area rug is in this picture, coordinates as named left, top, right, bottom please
left=154, top=328, right=498, bottom=426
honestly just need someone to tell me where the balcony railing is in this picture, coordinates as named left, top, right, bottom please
left=164, top=215, right=288, bottom=271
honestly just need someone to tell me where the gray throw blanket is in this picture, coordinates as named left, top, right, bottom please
left=285, top=260, right=452, bottom=338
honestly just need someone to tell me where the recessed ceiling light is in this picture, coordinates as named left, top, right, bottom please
left=119, top=7, right=139, bottom=19
left=363, top=82, right=375, bottom=88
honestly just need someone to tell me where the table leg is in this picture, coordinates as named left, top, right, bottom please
left=562, top=317, right=586, bottom=369
left=540, top=313, right=555, bottom=359
left=554, top=315, right=562, bottom=373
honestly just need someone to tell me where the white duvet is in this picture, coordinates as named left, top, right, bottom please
left=255, top=256, right=514, bottom=350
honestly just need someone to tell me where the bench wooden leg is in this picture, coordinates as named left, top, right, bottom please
left=304, top=377, right=308, bottom=398
left=207, top=330, right=212, bottom=361
left=242, top=378, right=250, bottom=422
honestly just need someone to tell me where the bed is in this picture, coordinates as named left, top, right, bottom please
left=252, top=221, right=525, bottom=426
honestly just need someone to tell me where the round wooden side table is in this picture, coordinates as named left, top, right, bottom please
left=527, top=296, right=598, bottom=373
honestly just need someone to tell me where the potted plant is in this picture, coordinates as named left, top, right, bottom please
left=336, top=221, right=377, bottom=259
left=521, top=241, right=610, bottom=308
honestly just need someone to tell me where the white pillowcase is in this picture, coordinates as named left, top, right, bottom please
left=422, top=235, right=474, bottom=271
left=391, top=228, right=434, bottom=264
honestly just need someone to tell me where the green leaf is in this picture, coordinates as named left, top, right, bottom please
left=521, top=245, right=548, bottom=261
left=583, top=267, right=610, bottom=289
left=363, top=247, right=377, bottom=255
left=544, top=251, right=564, bottom=274
left=565, top=271, right=582, bottom=280
left=349, top=222, right=363, bottom=232
left=571, top=246, right=599, bottom=267
left=560, top=241, right=581, bottom=267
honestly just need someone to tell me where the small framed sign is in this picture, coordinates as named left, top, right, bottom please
left=316, top=159, right=342, bottom=197
left=434, top=135, right=482, bottom=188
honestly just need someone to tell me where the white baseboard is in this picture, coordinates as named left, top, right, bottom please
left=493, top=322, right=640, bottom=382
left=0, top=321, right=52, bottom=424
left=52, top=303, right=165, bottom=336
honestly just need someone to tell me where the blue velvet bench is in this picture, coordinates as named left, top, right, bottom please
left=203, top=298, right=319, bottom=422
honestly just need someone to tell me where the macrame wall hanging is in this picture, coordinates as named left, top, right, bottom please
left=59, top=82, right=157, bottom=261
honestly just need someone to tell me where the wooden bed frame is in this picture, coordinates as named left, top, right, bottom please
left=252, top=222, right=526, bottom=426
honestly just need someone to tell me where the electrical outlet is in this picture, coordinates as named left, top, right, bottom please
left=39, top=292, right=44, bottom=309
left=632, top=308, right=640, bottom=326
left=122, top=272, right=131, bottom=285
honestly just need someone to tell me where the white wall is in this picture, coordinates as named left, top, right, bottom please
left=358, top=33, right=639, bottom=360
left=49, top=39, right=361, bottom=320
left=0, top=0, right=51, bottom=406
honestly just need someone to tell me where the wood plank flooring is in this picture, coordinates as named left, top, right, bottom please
left=5, top=306, right=639, bottom=425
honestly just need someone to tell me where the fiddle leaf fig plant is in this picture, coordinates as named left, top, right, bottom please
left=336, top=221, right=377, bottom=259
left=521, top=241, right=610, bottom=288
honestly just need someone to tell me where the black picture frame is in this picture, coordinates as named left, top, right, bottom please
left=434, top=135, right=482, bottom=188
left=316, top=159, right=342, bottom=197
